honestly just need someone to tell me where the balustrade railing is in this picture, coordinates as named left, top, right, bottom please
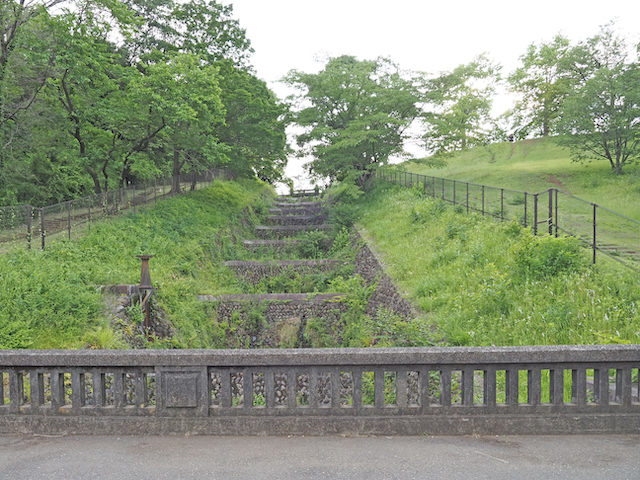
left=1, top=346, right=639, bottom=435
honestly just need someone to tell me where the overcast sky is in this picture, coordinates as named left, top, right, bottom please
left=222, top=0, right=640, bottom=187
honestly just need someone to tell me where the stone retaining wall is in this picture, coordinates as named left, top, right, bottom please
left=352, top=232, right=414, bottom=320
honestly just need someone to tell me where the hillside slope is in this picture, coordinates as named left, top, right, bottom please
left=402, top=138, right=640, bottom=220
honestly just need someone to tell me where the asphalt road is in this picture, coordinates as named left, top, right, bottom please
left=1, top=434, right=639, bottom=479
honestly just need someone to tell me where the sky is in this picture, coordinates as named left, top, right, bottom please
left=222, top=0, right=640, bottom=188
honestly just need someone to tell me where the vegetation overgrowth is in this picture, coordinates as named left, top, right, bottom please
left=0, top=179, right=276, bottom=349
left=339, top=179, right=640, bottom=346
left=403, top=137, right=640, bottom=220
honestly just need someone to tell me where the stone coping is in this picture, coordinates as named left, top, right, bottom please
left=2, top=344, right=639, bottom=368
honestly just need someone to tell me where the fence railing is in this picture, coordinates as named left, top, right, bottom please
left=377, top=169, right=640, bottom=271
left=1, top=346, right=639, bottom=435
left=0, top=169, right=233, bottom=250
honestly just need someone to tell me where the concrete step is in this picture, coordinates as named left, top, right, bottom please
left=272, top=202, right=322, bottom=208
left=268, top=206, right=324, bottom=216
left=255, top=224, right=331, bottom=238
left=197, top=293, right=344, bottom=302
left=242, top=239, right=301, bottom=251
left=265, top=214, right=327, bottom=226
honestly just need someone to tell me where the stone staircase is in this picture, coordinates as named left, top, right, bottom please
left=200, top=190, right=414, bottom=348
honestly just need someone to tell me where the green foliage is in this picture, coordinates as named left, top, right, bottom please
left=556, top=24, right=640, bottom=174
left=512, top=230, right=587, bottom=279
left=353, top=181, right=640, bottom=346
left=285, top=55, right=423, bottom=190
left=422, top=54, right=500, bottom=154
left=0, top=179, right=273, bottom=348
left=297, top=230, right=330, bottom=259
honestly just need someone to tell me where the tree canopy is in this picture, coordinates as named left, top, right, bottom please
left=556, top=25, right=640, bottom=174
left=284, top=55, right=422, bottom=189
left=0, top=0, right=288, bottom=206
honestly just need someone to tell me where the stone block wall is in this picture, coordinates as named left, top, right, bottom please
left=352, top=231, right=414, bottom=320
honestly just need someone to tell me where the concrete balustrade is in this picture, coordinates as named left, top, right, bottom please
left=1, top=346, right=639, bottom=435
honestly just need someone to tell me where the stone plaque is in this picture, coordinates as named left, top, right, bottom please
left=164, top=372, right=198, bottom=408
left=157, top=367, right=208, bottom=416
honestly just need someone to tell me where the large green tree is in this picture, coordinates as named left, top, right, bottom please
left=285, top=55, right=422, bottom=189
left=557, top=25, right=640, bottom=174
left=508, top=35, right=573, bottom=138
left=422, top=54, right=500, bottom=155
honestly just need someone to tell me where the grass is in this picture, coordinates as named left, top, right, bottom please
left=347, top=180, right=640, bottom=346
left=402, top=137, right=640, bottom=220
left=0, top=179, right=275, bottom=349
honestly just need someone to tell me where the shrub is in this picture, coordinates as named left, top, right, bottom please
left=512, top=230, right=587, bottom=279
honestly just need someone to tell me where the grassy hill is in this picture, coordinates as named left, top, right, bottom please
left=401, top=137, right=640, bottom=220
left=344, top=181, right=640, bottom=346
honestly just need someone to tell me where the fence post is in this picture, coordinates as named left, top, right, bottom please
left=442, top=178, right=445, bottom=200
left=133, top=185, right=136, bottom=214
left=524, top=193, right=527, bottom=227
left=27, top=205, right=32, bottom=250
left=593, top=204, right=597, bottom=264
left=41, top=207, right=45, bottom=250
left=432, top=176, right=435, bottom=197
left=466, top=183, right=469, bottom=214
left=453, top=180, right=456, bottom=205
left=533, top=194, right=538, bottom=236
left=501, top=188, right=504, bottom=220
left=482, top=186, right=485, bottom=216
left=554, top=189, right=558, bottom=237
left=68, top=200, right=72, bottom=240
left=548, top=189, right=553, bottom=236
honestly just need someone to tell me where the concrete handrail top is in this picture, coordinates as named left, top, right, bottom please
left=1, top=344, right=639, bottom=367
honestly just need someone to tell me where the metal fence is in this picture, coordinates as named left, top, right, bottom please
left=0, top=169, right=233, bottom=250
left=377, top=169, right=640, bottom=271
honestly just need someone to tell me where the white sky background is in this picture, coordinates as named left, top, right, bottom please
left=222, top=0, right=640, bottom=189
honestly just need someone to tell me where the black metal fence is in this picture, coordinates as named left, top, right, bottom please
left=0, top=169, right=233, bottom=250
left=377, top=169, right=640, bottom=271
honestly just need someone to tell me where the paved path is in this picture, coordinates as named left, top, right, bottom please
left=1, top=434, right=639, bottom=479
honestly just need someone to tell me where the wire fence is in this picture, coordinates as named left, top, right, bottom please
left=376, top=169, right=640, bottom=271
left=0, top=168, right=233, bottom=250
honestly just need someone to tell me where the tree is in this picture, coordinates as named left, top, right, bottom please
left=284, top=55, right=422, bottom=190
left=422, top=54, right=500, bottom=155
left=508, top=35, right=573, bottom=138
left=213, top=61, right=288, bottom=183
left=557, top=25, right=640, bottom=174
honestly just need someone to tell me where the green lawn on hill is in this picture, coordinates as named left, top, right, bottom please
left=402, top=137, right=640, bottom=220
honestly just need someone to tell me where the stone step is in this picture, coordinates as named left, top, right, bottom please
left=255, top=224, right=331, bottom=238
left=197, top=293, right=345, bottom=302
left=224, top=260, right=341, bottom=267
left=268, top=206, right=324, bottom=216
left=272, top=201, right=322, bottom=208
left=242, top=239, right=301, bottom=252
left=223, top=259, right=344, bottom=285
left=265, top=214, right=327, bottom=226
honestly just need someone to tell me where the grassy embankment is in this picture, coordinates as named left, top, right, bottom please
left=343, top=176, right=639, bottom=347
left=402, top=137, right=640, bottom=220
left=0, top=179, right=277, bottom=349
